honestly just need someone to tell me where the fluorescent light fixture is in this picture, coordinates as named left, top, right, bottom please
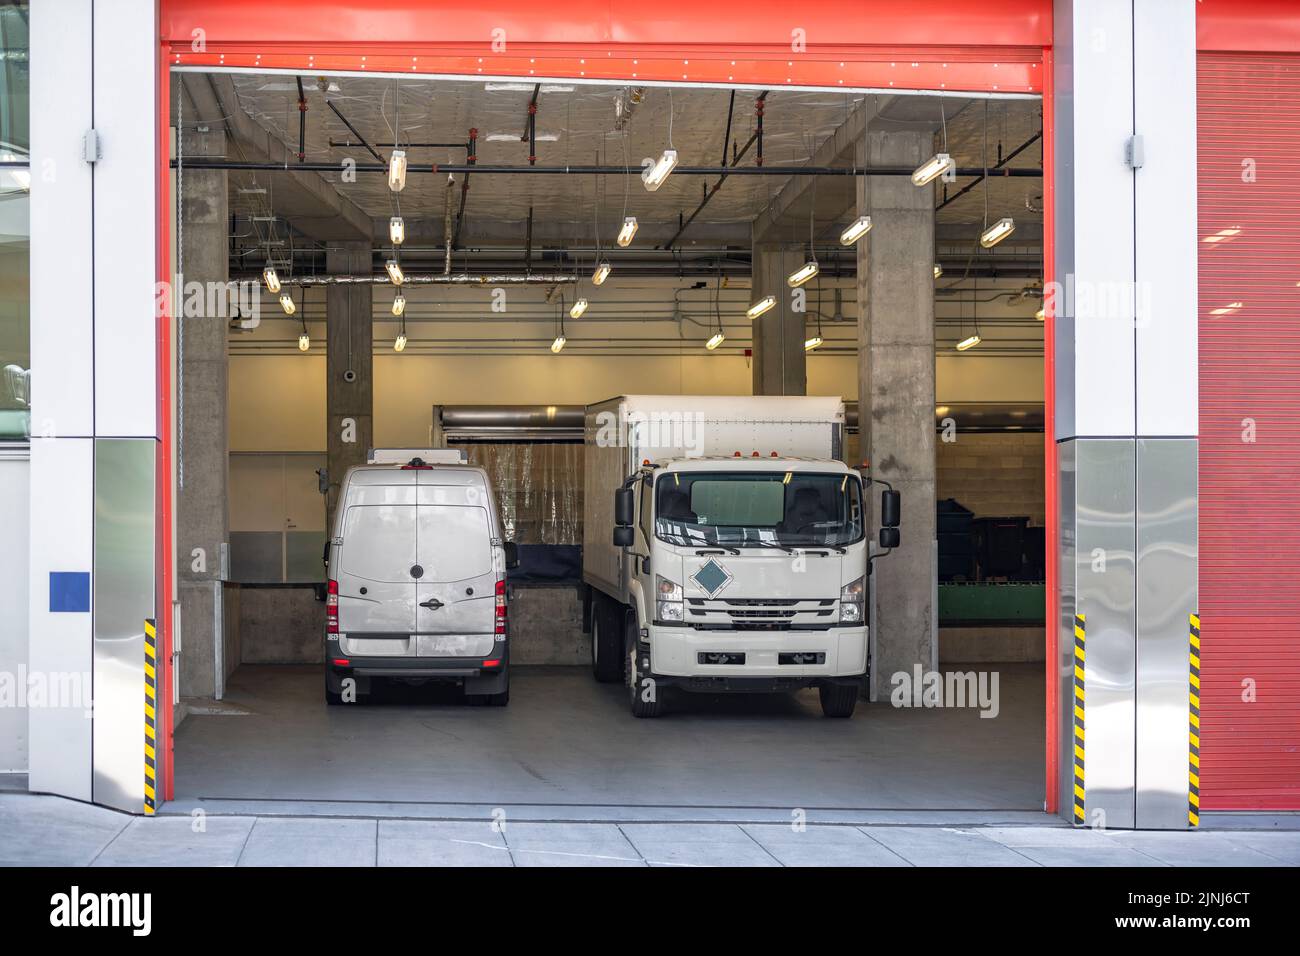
left=911, top=152, right=954, bottom=186
left=392, top=293, right=406, bottom=317
left=705, top=331, right=726, bottom=351
left=787, top=260, right=819, bottom=288
left=839, top=216, right=872, bottom=246
left=1035, top=305, right=1045, bottom=321
left=933, top=263, right=943, bottom=279
left=956, top=333, right=982, bottom=351
left=592, top=261, right=611, bottom=286
left=804, top=335, right=824, bottom=352
left=746, top=295, right=776, bottom=320
left=617, top=216, right=639, bottom=247
left=388, top=150, right=407, bottom=192
left=279, top=292, right=296, bottom=316
left=263, top=265, right=281, bottom=294
left=394, top=333, right=408, bottom=352
left=389, top=216, right=405, bottom=245
left=385, top=259, right=405, bottom=285
left=550, top=334, right=567, bottom=354
left=980, top=217, right=1016, bottom=248
left=642, top=149, right=678, bottom=191
left=298, top=333, right=311, bottom=352
left=570, top=298, right=589, bottom=319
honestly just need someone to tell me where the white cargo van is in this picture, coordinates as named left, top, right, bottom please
left=324, top=450, right=517, bottom=706
left=583, top=395, right=901, bottom=718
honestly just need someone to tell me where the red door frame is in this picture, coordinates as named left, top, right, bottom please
left=154, top=0, right=1057, bottom=807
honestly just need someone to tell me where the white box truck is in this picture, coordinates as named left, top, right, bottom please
left=582, top=396, right=901, bottom=718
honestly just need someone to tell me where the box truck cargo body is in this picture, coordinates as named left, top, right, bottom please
left=582, top=396, right=869, bottom=718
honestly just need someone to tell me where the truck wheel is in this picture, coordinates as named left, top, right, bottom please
left=590, top=598, right=622, bottom=683
left=819, top=681, right=859, bottom=718
left=624, top=612, right=664, bottom=718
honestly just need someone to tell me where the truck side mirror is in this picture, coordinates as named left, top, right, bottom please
left=879, top=527, right=901, bottom=549
left=881, top=489, right=901, bottom=528
left=614, top=487, right=635, bottom=527
left=504, top=541, right=520, bottom=570
left=613, top=525, right=635, bottom=548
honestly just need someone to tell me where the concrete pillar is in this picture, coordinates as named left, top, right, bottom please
left=325, top=242, right=373, bottom=529
left=750, top=244, right=807, bottom=396
left=176, top=129, right=230, bottom=700
left=856, top=126, right=937, bottom=700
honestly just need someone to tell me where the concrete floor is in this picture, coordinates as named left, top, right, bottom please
left=172, top=663, right=1045, bottom=815
left=3, top=793, right=1298, bottom=867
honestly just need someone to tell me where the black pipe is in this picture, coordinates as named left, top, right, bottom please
left=331, top=141, right=468, bottom=150
left=720, top=90, right=735, bottom=167
left=295, top=77, right=307, bottom=163
left=663, top=95, right=767, bottom=249
left=325, top=100, right=383, bottom=163
left=174, top=159, right=1043, bottom=178
left=452, top=128, right=477, bottom=249
left=524, top=206, right=534, bottom=273
left=936, top=131, right=1043, bottom=211
left=756, top=95, right=765, bottom=167
left=525, top=84, right=540, bottom=166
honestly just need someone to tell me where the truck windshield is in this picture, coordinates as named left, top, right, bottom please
left=654, top=471, right=864, bottom=548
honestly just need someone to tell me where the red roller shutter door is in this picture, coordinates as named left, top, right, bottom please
left=1197, top=52, right=1300, bottom=811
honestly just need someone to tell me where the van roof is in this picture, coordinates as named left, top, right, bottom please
left=345, top=462, right=489, bottom=487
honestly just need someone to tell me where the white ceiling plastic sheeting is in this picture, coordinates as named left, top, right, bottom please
left=225, top=74, right=868, bottom=233
left=217, top=72, right=1041, bottom=250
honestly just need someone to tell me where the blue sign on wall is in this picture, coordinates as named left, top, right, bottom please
left=49, top=571, right=91, bottom=613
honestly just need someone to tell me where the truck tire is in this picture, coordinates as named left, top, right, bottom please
left=590, top=597, right=622, bottom=683
left=624, top=611, right=664, bottom=718
left=819, top=681, right=859, bottom=718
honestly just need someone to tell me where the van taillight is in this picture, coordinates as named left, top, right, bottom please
left=326, top=579, right=339, bottom=634
left=495, top=578, right=507, bottom=635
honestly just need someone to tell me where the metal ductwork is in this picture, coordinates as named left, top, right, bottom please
left=434, top=404, right=585, bottom=442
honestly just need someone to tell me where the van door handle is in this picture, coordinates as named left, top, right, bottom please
left=419, top=598, right=444, bottom=610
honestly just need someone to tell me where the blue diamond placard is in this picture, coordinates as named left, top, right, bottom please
left=691, top=558, right=733, bottom=597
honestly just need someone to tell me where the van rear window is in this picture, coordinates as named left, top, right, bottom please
left=339, top=505, right=416, bottom=582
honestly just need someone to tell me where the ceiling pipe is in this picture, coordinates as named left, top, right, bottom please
left=324, top=100, right=383, bottom=163
left=176, top=159, right=1043, bottom=178
left=295, top=76, right=307, bottom=163
left=936, top=130, right=1043, bottom=211
left=285, top=273, right=579, bottom=285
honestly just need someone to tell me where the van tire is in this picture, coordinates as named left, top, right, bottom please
left=624, top=611, right=664, bottom=718
left=590, top=597, right=622, bottom=683
left=325, top=687, right=343, bottom=706
left=819, top=681, right=859, bottom=718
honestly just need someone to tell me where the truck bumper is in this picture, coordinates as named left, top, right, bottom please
left=647, top=625, right=868, bottom=681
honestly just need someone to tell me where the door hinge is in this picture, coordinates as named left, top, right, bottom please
left=1125, top=134, right=1145, bottom=170
left=83, top=129, right=101, bottom=164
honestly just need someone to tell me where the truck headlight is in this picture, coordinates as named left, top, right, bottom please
left=839, top=576, right=865, bottom=624
left=657, top=574, right=684, bottom=623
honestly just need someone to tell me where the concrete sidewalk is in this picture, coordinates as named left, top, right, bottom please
left=2, top=794, right=1298, bottom=867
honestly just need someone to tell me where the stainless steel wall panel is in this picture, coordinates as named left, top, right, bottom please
left=1136, top=438, right=1198, bottom=828
left=1057, top=440, right=1077, bottom=818
left=1073, top=438, right=1137, bottom=828
left=92, top=439, right=157, bottom=813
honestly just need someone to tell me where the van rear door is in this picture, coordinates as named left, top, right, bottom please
left=414, top=477, right=498, bottom=657
left=335, top=482, right=418, bottom=636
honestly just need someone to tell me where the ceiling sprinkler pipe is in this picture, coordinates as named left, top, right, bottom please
left=289, top=273, right=579, bottom=285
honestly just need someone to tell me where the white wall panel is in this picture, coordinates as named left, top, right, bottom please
left=0, top=452, right=30, bottom=773
left=93, top=0, right=159, bottom=438
left=29, top=0, right=94, bottom=438
left=1054, top=0, right=1136, bottom=439
left=1134, top=0, right=1198, bottom=437
left=26, top=438, right=94, bottom=801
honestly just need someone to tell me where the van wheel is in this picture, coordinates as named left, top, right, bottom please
left=624, top=612, right=664, bottom=718
left=819, top=681, right=859, bottom=718
left=325, top=687, right=343, bottom=706
left=591, top=598, right=622, bottom=683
